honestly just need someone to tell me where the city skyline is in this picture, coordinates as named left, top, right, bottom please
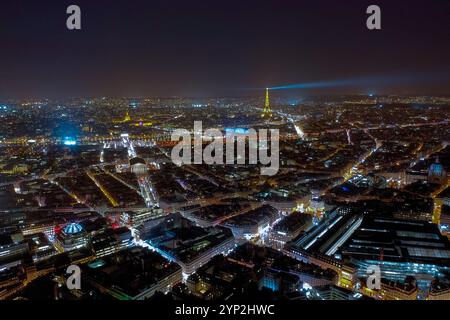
left=1, top=0, right=450, bottom=309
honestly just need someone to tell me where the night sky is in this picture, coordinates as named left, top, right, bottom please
left=0, top=0, right=449, bottom=98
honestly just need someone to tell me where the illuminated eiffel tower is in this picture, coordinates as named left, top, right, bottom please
left=261, top=87, right=272, bottom=118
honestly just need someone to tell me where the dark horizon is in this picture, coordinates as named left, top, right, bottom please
left=1, top=0, right=449, bottom=99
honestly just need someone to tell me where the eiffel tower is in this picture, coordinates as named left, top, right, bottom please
left=261, top=87, right=272, bottom=118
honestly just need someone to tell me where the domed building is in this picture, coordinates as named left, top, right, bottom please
left=428, top=157, right=447, bottom=185
left=55, top=222, right=89, bottom=252
left=130, top=157, right=148, bottom=176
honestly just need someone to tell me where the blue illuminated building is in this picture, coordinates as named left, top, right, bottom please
left=63, top=136, right=77, bottom=146
left=260, top=276, right=279, bottom=291
left=64, top=223, right=83, bottom=234
left=340, top=216, right=450, bottom=287
left=55, top=222, right=88, bottom=252
left=428, top=157, right=447, bottom=184
left=225, top=128, right=249, bottom=135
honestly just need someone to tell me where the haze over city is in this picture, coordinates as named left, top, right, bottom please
left=1, top=0, right=449, bottom=98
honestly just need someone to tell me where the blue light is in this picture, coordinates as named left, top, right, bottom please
left=88, top=259, right=106, bottom=269
left=268, top=72, right=450, bottom=91
left=64, top=223, right=83, bottom=234
left=225, top=128, right=249, bottom=135
left=63, top=136, right=77, bottom=146
left=130, top=101, right=138, bottom=108
left=261, top=277, right=279, bottom=291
